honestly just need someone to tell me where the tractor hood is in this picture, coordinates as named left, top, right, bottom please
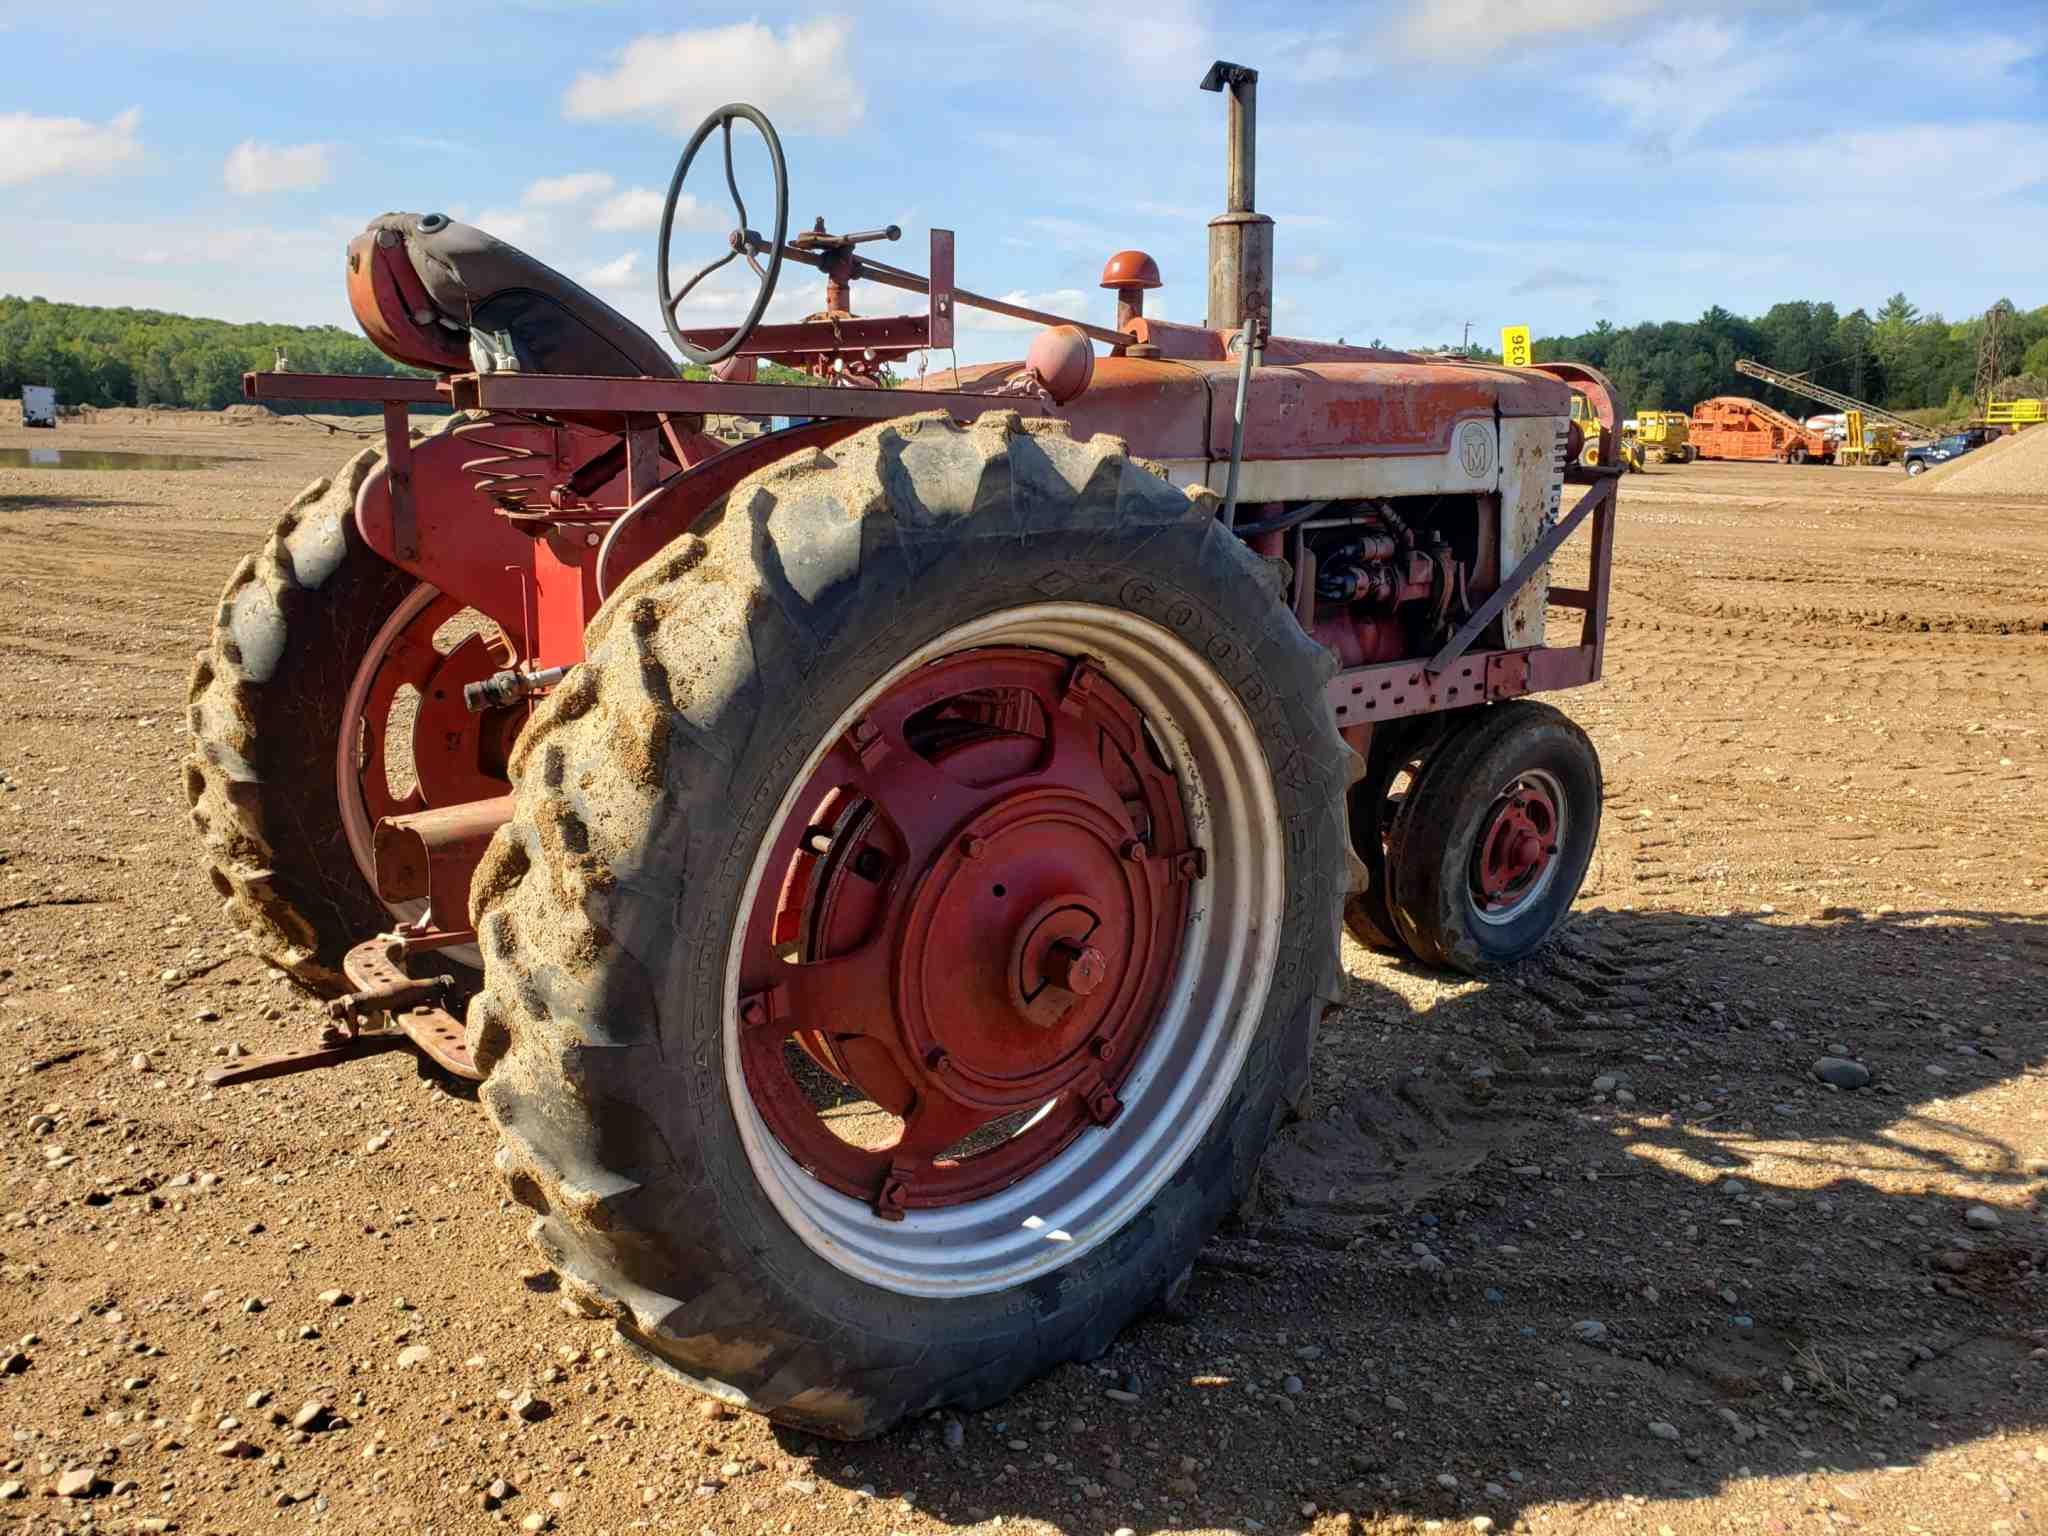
left=916, top=352, right=1570, bottom=475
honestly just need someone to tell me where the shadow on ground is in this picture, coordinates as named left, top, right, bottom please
left=774, top=904, right=2048, bottom=1532
left=0, top=492, right=149, bottom=514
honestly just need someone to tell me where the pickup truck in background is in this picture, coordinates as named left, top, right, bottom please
left=1903, top=427, right=2001, bottom=476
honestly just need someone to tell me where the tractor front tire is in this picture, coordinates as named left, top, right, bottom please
left=468, top=412, right=1353, bottom=1438
left=1384, top=701, right=1601, bottom=973
left=185, top=449, right=419, bottom=992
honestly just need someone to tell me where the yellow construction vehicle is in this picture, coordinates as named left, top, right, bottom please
left=1575, top=392, right=1644, bottom=471
left=1837, top=410, right=1902, bottom=467
left=1630, top=409, right=1694, bottom=464
left=1986, top=399, right=2044, bottom=431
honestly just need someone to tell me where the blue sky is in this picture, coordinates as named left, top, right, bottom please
left=2, top=0, right=2042, bottom=363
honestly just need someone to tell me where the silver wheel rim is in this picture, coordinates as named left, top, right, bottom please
left=723, top=602, right=1284, bottom=1299
left=1470, top=767, right=1567, bottom=927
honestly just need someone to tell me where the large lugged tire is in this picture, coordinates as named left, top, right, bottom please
left=1384, top=700, right=1601, bottom=972
left=469, top=411, right=1353, bottom=1438
left=186, top=450, right=418, bottom=991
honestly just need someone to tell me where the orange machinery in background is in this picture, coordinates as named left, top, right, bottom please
left=1689, top=396, right=1836, bottom=464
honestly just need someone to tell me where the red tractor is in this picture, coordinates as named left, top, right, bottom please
left=188, top=65, right=1622, bottom=1437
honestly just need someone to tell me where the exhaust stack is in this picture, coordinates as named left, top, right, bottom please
left=1200, top=61, right=1273, bottom=335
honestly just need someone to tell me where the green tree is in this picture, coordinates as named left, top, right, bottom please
left=1833, top=308, right=1875, bottom=400
left=0, top=295, right=427, bottom=412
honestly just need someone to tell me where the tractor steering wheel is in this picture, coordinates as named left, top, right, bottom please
left=657, top=104, right=789, bottom=367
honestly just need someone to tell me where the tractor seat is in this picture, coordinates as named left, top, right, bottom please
left=360, top=211, right=676, bottom=379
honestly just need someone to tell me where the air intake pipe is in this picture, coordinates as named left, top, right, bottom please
left=1200, top=61, right=1274, bottom=335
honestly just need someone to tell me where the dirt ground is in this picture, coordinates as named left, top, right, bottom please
left=0, top=415, right=2042, bottom=1536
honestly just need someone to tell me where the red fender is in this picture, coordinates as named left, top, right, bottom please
left=358, top=416, right=866, bottom=666
left=595, top=417, right=871, bottom=598
left=1530, top=361, right=1625, bottom=468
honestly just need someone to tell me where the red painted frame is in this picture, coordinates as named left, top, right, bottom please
left=241, top=369, right=1006, bottom=669
left=230, top=356, right=1621, bottom=1091
left=245, top=363, right=1620, bottom=727
left=1323, top=467, right=1619, bottom=728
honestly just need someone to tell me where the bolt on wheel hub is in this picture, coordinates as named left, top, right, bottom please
left=1012, top=901, right=1110, bottom=1025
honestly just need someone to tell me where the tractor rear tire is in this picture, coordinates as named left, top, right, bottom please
left=468, top=411, right=1352, bottom=1439
left=1384, top=701, right=1600, bottom=973
left=184, top=449, right=418, bottom=992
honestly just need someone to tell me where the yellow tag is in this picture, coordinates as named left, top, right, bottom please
left=1500, top=325, right=1532, bottom=368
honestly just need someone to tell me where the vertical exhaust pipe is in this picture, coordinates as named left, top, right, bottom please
left=1200, top=61, right=1274, bottom=335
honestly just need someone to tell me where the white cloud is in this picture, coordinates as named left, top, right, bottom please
left=915, top=0, right=1206, bottom=106
left=1393, top=0, right=1677, bottom=58
left=1851, top=21, right=2046, bottom=92
left=524, top=170, right=614, bottom=206
left=391, top=133, right=474, bottom=156
left=1590, top=18, right=1776, bottom=155
left=1703, top=122, right=2048, bottom=205
left=224, top=139, right=332, bottom=196
left=958, top=288, right=1093, bottom=333
left=472, top=206, right=549, bottom=245
left=0, top=106, right=142, bottom=188
left=564, top=18, right=864, bottom=136
left=0, top=213, right=357, bottom=330
left=582, top=252, right=640, bottom=290
left=593, top=186, right=668, bottom=232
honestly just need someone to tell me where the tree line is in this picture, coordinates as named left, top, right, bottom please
left=0, top=294, right=853, bottom=412
left=8, top=290, right=2042, bottom=423
left=0, top=295, right=425, bottom=413
left=1526, top=296, right=2047, bottom=421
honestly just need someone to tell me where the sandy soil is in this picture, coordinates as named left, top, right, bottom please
left=1916, top=424, right=2048, bottom=496
left=0, top=419, right=2041, bottom=1536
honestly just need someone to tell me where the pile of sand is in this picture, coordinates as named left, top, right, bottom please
left=1914, top=427, right=2046, bottom=496
left=218, top=403, right=282, bottom=426
left=1911, top=430, right=2009, bottom=488
left=79, top=403, right=279, bottom=428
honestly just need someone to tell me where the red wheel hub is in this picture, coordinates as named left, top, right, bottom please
left=351, top=591, right=524, bottom=825
left=1471, top=778, right=1560, bottom=912
left=736, top=649, right=1195, bottom=1217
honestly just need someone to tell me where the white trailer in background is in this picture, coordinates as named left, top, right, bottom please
left=21, top=386, right=57, bottom=429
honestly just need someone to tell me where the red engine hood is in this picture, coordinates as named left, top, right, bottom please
left=910, top=354, right=1569, bottom=465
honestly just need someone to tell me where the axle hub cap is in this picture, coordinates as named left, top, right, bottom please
left=735, top=648, right=1194, bottom=1213
left=1471, top=771, right=1564, bottom=921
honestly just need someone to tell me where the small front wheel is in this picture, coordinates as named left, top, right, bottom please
left=1385, top=702, right=1601, bottom=972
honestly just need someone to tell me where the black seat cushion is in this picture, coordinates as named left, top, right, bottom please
left=365, top=211, right=675, bottom=379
